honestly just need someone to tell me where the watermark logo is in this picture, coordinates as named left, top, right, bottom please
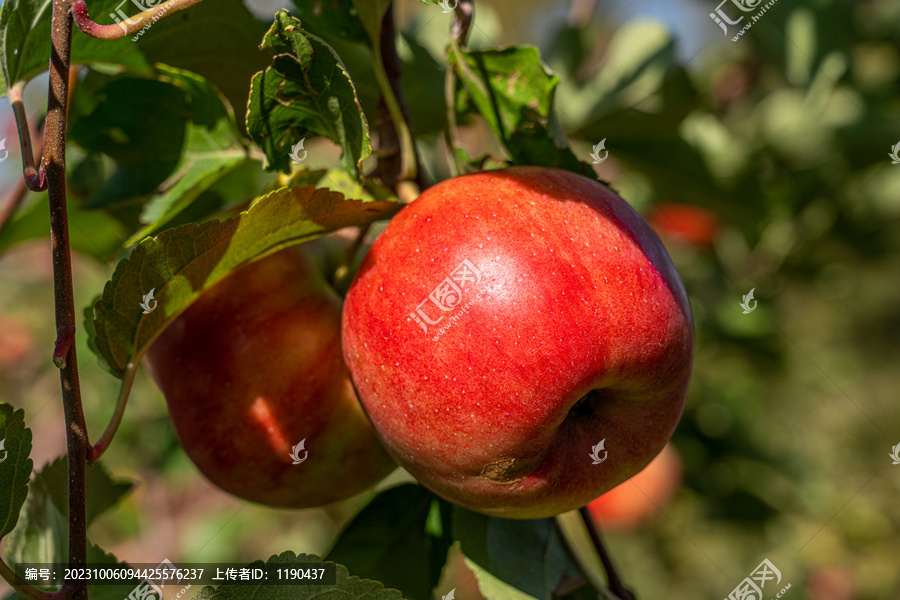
left=589, top=139, right=608, bottom=164
left=108, top=0, right=170, bottom=41
left=289, top=439, right=308, bottom=465
left=139, top=289, right=157, bottom=314
left=740, top=288, right=757, bottom=314
left=289, top=139, right=307, bottom=164
left=125, top=558, right=191, bottom=600
left=889, top=142, right=900, bottom=165
left=724, top=559, right=790, bottom=600
left=409, top=259, right=483, bottom=339
left=438, top=0, right=458, bottom=14
left=442, top=589, right=456, bottom=600
left=0, top=439, right=7, bottom=464
left=589, top=439, right=608, bottom=464
left=710, top=0, right=778, bottom=41
left=110, top=0, right=143, bottom=33
left=890, top=443, right=900, bottom=465
left=0, top=138, right=8, bottom=163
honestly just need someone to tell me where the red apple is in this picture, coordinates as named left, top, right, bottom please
left=342, top=166, right=694, bottom=519
left=646, top=203, right=720, bottom=247
left=145, top=244, right=396, bottom=508
left=587, top=443, right=682, bottom=529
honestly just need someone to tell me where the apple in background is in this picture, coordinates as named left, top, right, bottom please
left=145, top=243, right=396, bottom=508
left=805, top=566, right=855, bottom=600
left=646, top=203, right=720, bottom=247
left=587, top=443, right=682, bottom=530
left=342, top=166, right=694, bottom=519
left=0, top=316, right=35, bottom=371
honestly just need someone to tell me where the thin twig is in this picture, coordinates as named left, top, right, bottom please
left=45, top=0, right=89, bottom=598
left=88, top=362, right=138, bottom=462
left=443, top=0, right=474, bottom=177
left=579, top=507, right=635, bottom=600
left=553, top=516, right=623, bottom=600
left=8, top=80, right=47, bottom=191
left=72, top=0, right=205, bottom=39
left=332, top=224, right=371, bottom=293
left=451, top=0, right=474, bottom=46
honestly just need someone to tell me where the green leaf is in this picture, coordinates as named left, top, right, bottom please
left=83, top=544, right=155, bottom=600
left=6, top=463, right=67, bottom=570
left=247, top=11, right=371, bottom=176
left=451, top=507, right=585, bottom=600
left=449, top=45, right=593, bottom=176
left=462, top=554, right=540, bottom=600
left=135, top=0, right=273, bottom=128
left=123, top=65, right=254, bottom=244
left=553, top=22, right=681, bottom=129
left=350, top=0, right=391, bottom=47
left=7, top=541, right=148, bottom=598
left=0, top=405, right=32, bottom=540
left=194, top=552, right=404, bottom=600
left=0, top=0, right=150, bottom=96
left=290, top=0, right=370, bottom=47
left=328, top=485, right=452, bottom=600
left=285, top=167, right=399, bottom=205
left=397, top=32, right=446, bottom=135
left=88, top=184, right=402, bottom=377
left=69, top=66, right=248, bottom=225
left=5, top=457, right=133, bottom=568
left=26, top=456, right=133, bottom=527
left=68, top=73, right=190, bottom=207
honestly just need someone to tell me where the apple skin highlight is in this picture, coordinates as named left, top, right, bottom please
left=343, top=166, right=694, bottom=519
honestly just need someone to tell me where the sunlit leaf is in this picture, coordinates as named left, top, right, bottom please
left=247, top=11, right=371, bottom=177
left=87, top=184, right=401, bottom=377
left=449, top=45, right=593, bottom=176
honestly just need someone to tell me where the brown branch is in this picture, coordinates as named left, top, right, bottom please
left=579, top=507, right=635, bottom=600
left=52, top=325, right=76, bottom=369
left=451, top=0, right=474, bottom=46
left=73, top=0, right=205, bottom=40
left=372, top=3, right=426, bottom=192
left=8, top=80, right=47, bottom=191
left=45, top=0, right=89, bottom=598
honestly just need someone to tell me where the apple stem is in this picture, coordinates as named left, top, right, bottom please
left=333, top=224, right=371, bottom=293
left=579, top=506, right=637, bottom=600
left=88, top=363, right=139, bottom=463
